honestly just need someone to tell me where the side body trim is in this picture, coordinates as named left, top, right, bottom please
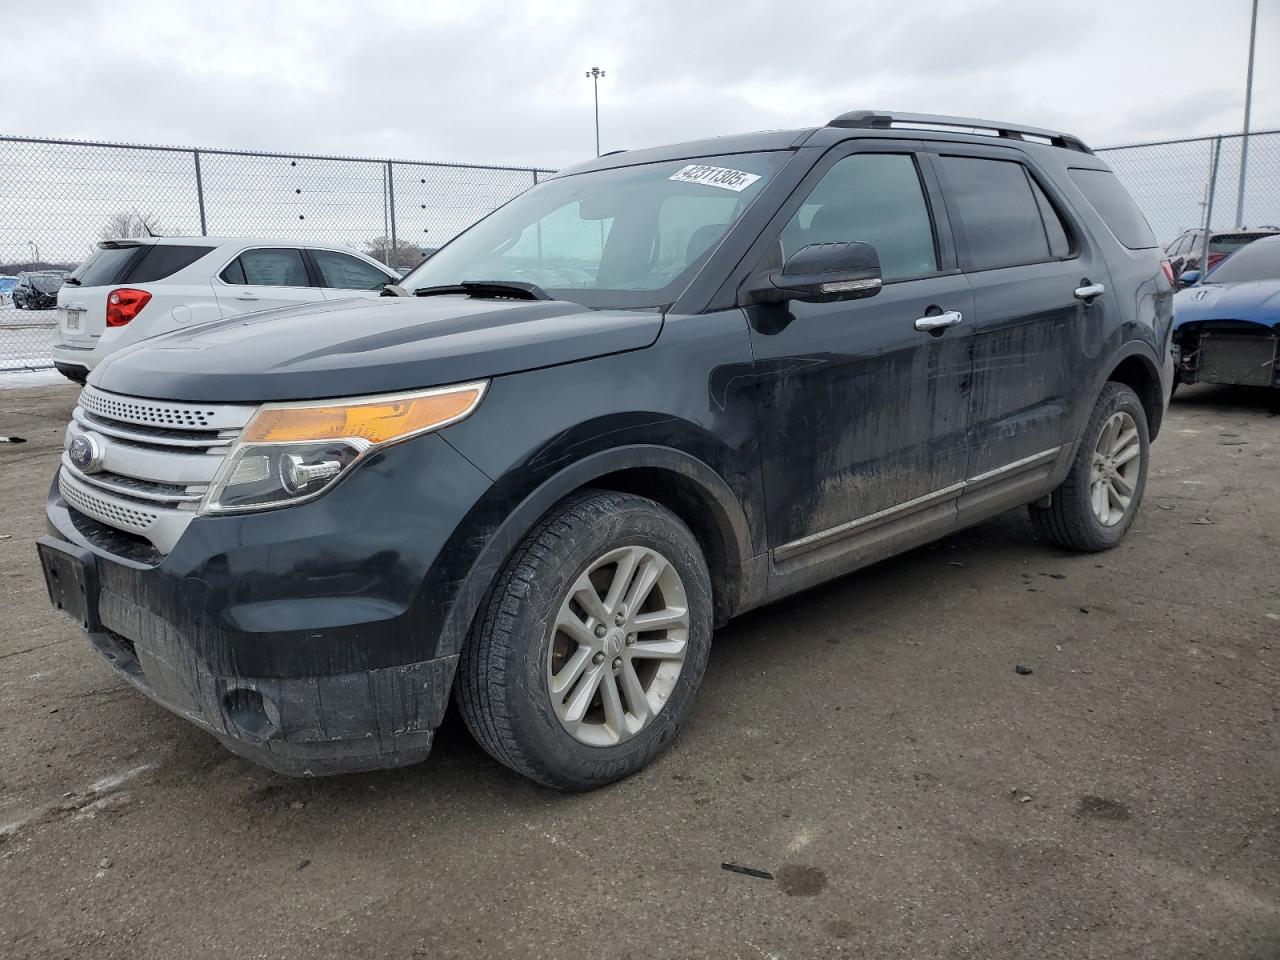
left=773, top=445, right=1063, bottom=561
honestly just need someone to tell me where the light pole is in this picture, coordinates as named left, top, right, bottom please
left=1234, top=0, right=1259, bottom=228
left=585, top=66, right=605, bottom=157
left=28, top=240, right=39, bottom=265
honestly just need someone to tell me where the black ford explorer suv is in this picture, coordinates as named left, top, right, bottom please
left=38, top=111, right=1174, bottom=790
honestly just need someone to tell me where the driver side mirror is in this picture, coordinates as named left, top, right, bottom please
left=1177, top=269, right=1200, bottom=288
left=743, top=241, right=882, bottom=305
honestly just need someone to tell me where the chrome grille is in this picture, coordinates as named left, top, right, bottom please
left=59, top=387, right=257, bottom=553
left=60, top=471, right=160, bottom=535
left=78, top=388, right=249, bottom=431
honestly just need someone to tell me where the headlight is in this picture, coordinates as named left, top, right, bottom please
left=199, top=381, right=487, bottom=514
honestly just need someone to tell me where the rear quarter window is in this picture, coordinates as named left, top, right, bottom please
left=1067, top=168, right=1157, bottom=250
left=125, top=245, right=216, bottom=283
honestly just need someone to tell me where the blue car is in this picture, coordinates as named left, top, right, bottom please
left=1172, top=235, right=1280, bottom=390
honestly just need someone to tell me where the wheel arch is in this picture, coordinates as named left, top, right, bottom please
left=435, top=445, right=757, bottom=659
left=1100, top=342, right=1166, bottom=440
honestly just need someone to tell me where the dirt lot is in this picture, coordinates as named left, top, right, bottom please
left=1, top=380, right=1277, bottom=959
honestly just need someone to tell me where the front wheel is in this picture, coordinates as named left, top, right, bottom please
left=1029, top=382, right=1150, bottom=552
left=456, top=490, right=713, bottom=790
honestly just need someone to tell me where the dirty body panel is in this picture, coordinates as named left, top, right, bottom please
left=38, top=114, right=1174, bottom=776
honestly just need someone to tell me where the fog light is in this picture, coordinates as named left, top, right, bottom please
left=222, top=687, right=280, bottom=741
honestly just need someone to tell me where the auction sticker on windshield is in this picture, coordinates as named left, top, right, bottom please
left=669, top=164, right=762, bottom=192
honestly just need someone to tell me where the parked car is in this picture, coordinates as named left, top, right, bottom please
left=1165, top=227, right=1278, bottom=281
left=1171, top=234, right=1280, bottom=391
left=12, top=271, right=65, bottom=309
left=37, top=111, right=1173, bottom=789
left=0, top=275, right=16, bottom=304
left=51, top=237, right=401, bottom=383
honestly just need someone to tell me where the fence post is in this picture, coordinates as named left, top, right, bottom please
left=193, top=149, right=208, bottom=236
left=1197, top=136, right=1222, bottom=281
left=386, top=160, right=397, bottom=267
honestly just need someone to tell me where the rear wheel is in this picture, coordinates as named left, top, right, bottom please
left=1029, top=382, right=1149, bottom=552
left=456, top=490, right=713, bottom=790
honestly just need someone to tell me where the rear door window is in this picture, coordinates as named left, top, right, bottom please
left=125, top=245, right=215, bottom=283
left=1029, top=178, right=1072, bottom=258
left=1067, top=168, right=1157, bottom=249
left=937, top=155, right=1058, bottom=270
left=310, top=250, right=392, bottom=290
left=221, top=248, right=311, bottom=287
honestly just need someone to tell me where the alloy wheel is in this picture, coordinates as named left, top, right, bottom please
left=546, top=544, right=690, bottom=747
left=1090, top=410, right=1141, bottom=527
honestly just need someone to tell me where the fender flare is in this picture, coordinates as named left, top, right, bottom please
left=434, top=444, right=755, bottom=658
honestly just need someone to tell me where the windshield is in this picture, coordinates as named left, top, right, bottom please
left=1210, top=232, right=1274, bottom=256
left=1207, top=237, right=1280, bottom=284
left=32, top=275, right=64, bottom=293
left=398, top=152, right=787, bottom=309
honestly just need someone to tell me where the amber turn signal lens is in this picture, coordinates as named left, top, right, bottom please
left=241, top=383, right=486, bottom=445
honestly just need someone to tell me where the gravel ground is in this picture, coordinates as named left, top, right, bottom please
left=1, top=381, right=1277, bottom=960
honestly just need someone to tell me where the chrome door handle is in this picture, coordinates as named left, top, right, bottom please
left=914, top=310, right=963, bottom=332
left=1074, top=282, right=1105, bottom=301
left=234, top=293, right=259, bottom=301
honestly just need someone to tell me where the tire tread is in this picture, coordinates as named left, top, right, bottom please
left=456, top=489, right=707, bottom=789
left=1029, top=382, right=1148, bottom=553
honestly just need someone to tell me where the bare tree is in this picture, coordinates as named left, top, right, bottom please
left=366, top=236, right=429, bottom=270
left=99, top=210, right=165, bottom=242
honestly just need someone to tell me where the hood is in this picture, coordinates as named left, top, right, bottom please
left=1173, top=280, right=1280, bottom=331
left=91, top=295, right=663, bottom=402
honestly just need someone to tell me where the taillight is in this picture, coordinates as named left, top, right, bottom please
left=105, top=288, right=151, bottom=327
left=1160, top=260, right=1176, bottom=286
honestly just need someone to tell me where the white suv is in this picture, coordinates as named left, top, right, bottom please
left=52, top=237, right=401, bottom=382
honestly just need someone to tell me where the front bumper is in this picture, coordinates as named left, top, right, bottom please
left=41, top=432, right=494, bottom=775
left=83, top=596, right=455, bottom=775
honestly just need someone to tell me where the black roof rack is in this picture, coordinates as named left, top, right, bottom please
left=827, top=110, right=1092, bottom=154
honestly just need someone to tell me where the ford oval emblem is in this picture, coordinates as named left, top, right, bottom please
left=69, top=433, right=104, bottom=474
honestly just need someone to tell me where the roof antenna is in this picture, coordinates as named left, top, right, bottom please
left=132, top=206, right=158, bottom=238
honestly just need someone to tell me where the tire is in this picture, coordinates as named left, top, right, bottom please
left=456, top=489, right=713, bottom=791
left=1029, top=382, right=1150, bottom=552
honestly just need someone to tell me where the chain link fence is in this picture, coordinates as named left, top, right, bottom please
left=1095, top=129, right=1280, bottom=247
left=0, top=134, right=551, bottom=371
left=3, top=130, right=1279, bottom=372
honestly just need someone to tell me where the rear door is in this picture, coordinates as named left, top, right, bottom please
left=926, top=147, right=1108, bottom=511
left=307, top=249, right=397, bottom=299
left=212, top=247, right=325, bottom=315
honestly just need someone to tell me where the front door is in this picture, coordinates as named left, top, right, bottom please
left=744, top=144, right=974, bottom=574
left=212, top=247, right=326, bottom=316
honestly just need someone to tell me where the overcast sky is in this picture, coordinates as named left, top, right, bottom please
left=4, top=0, right=1276, bottom=168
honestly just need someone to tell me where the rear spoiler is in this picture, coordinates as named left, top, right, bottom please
left=98, top=239, right=148, bottom=250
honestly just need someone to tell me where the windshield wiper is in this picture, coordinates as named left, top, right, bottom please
left=412, top=280, right=551, bottom=301
left=62, top=277, right=81, bottom=286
